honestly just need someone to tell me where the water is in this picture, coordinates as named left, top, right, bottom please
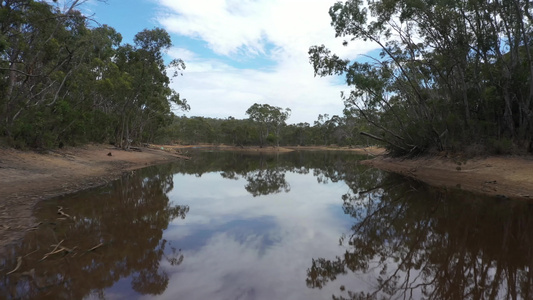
left=1, top=151, right=533, bottom=299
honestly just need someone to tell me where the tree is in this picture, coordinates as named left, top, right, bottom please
left=245, top=103, right=291, bottom=147
left=309, top=0, right=533, bottom=156
left=0, top=1, right=189, bottom=148
left=111, top=28, right=187, bottom=149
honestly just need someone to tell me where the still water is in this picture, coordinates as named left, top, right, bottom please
left=2, top=151, right=533, bottom=299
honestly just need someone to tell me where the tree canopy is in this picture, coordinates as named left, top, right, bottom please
left=0, top=0, right=189, bottom=148
left=310, top=0, right=533, bottom=156
left=245, top=103, right=291, bottom=147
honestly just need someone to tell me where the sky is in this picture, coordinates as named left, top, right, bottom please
left=80, top=0, right=379, bottom=124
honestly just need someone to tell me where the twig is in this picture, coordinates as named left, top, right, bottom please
left=49, top=240, right=64, bottom=252
left=25, top=222, right=43, bottom=231
left=57, top=206, right=73, bottom=219
left=87, top=243, right=104, bottom=252
left=24, top=248, right=39, bottom=258
left=40, top=240, right=64, bottom=261
left=6, top=257, right=22, bottom=275
left=40, top=246, right=77, bottom=261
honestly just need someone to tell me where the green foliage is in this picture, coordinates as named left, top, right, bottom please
left=489, top=138, right=514, bottom=155
left=156, top=109, right=385, bottom=148
left=310, top=0, right=533, bottom=156
left=0, top=1, right=188, bottom=149
left=246, top=103, right=291, bottom=147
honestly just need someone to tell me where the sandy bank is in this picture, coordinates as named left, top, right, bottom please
left=361, top=154, right=533, bottom=200
left=0, top=144, right=187, bottom=248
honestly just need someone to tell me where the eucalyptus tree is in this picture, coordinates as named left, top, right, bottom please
left=314, top=114, right=346, bottom=145
left=0, top=1, right=189, bottom=148
left=310, top=0, right=533, bottom=155
left=0, top=0, right=90, bottom=145
left=284, top=122, right=311, bottom=146
left=245, top=103, right=291, bottom=147
left=219, top=116, right=255, bottom=146
left=111, top=28, right=182, bottom=149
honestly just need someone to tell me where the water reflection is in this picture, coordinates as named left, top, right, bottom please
left=0, top=164, right=189, bottom=299
left=307, top=174, right=533, bottom=299
left=174, top=151, right=374, bottom=197
left=1, top=151, right=532, bottom=299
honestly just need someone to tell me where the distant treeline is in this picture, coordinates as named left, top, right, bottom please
left=154, top=110, right=381, bottom=148
left=310, top=0, right=533, bottom=156
left=0, top=1, right=189, bottom=149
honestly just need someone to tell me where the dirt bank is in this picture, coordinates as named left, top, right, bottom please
left=0, top=144, right=187, bottom=248
left=361, top=154, right=533, bottom=200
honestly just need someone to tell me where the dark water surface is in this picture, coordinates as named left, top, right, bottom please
left=2, top=151, right=533, bottom=299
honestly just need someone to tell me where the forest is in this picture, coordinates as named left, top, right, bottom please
left=0, top=0, right=189, bottom=149
left=155, top=108, right=378, bottom=148
left=2, top=0, right=533, bottom=156
left=310, top=0, right=533, bottom=156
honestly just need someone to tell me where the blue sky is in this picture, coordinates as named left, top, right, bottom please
left=78, top=0, right=378, bottom=124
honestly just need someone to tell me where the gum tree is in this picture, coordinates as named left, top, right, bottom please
left=310, top=0, right=533, bottom=155
left=245, top=103, right=291, bottom=147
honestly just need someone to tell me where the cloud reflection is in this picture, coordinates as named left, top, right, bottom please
left=154, top=161, right=372, bottom=299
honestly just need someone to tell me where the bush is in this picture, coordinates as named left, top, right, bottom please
left=488, top=138, right=513, bottom=155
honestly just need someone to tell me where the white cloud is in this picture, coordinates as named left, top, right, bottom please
left=169, top=57, right=348, bottom=123
left=157, top=0, right=379, bottom=123
left=167, top=47, right=197, bottom=61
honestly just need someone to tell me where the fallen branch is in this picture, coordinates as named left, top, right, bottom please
left=7, top=257, right=22, bottom=275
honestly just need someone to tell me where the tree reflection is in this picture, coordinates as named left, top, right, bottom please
left=245, top=168, right=290, bottom=197
left=306, top=173, right=533, bottom=299
left=0, top=164, right=188, bottom=299
left=178, top=150, right=373, bottom=197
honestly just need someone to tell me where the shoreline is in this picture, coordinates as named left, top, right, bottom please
left=158, top=144, right=386, bottom=156
left=0, top=144, right=188, bottom=249
left=360, top=154, right=533, bottom=200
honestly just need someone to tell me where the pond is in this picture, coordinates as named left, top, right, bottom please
left=1, top=151, right=533, bottom=299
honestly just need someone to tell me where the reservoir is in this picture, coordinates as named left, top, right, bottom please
left=1, top=151, right=532, bottom=299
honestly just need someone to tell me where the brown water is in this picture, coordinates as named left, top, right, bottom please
left=1, top=151, right=533, bottom=299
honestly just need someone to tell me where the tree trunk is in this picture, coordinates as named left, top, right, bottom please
left=360, top=131, right=408, bottom=152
